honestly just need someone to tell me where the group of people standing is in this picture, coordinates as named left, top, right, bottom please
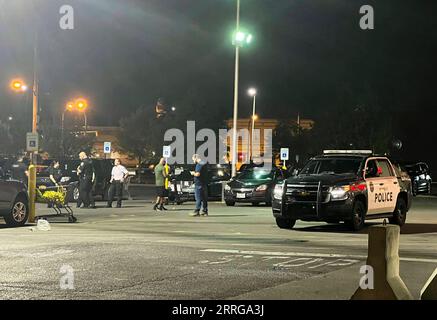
left=46, top=152, right=209, bottom=215
left=153, top=154, right=209, bottom=217
left=47, top=152, right=129, bottom=209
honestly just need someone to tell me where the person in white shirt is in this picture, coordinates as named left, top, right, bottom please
left=106, top=158, right=129, bottom=208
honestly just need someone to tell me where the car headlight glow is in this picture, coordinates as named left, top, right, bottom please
left=329, top=185, right=350, bottom=201
left=256, top=184, right=268, bottom=191
left=60, top=176, right=71, bottom=183
left=273, top=184, right=284, bottom=200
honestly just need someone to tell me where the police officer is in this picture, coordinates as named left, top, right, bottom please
left=77, top=152, right=96, bottom=209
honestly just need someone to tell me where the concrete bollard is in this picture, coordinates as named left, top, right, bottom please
left=421, top=268, right=437, bottom=300
left=351, top=224, right=413, bottom=300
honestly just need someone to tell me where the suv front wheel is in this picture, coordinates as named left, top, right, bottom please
left=276, top=217, right=296, bottom=229
left=348, top=200, right=366, bottom=231
left=4, top=196, right=29, bottom=227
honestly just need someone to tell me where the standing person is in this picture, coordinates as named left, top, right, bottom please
left=106, top=159, right=129, bottom=208
left=48, top=160, right=63, bottom=187
left=190, top=154, right=209, bottom=217
left=77, top=152, right=96, bottom=209
left=47, top=160, right=63, bottom=208
left=153, top=158, right=167, bottom=211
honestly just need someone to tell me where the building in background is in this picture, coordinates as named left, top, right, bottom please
left=226, top=116, right=315, bottom=169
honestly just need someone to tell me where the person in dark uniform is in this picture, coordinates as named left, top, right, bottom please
left=48, top=161, right=63, bottom=186
left=47, top=160, right=63, bottom=208
left=77, top=152, right=96, bottom=209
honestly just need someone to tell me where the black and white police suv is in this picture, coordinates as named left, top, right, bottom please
left=272, top=150, right=413, bottom=231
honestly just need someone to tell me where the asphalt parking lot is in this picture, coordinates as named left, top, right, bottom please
left=0, top=196, right=436, bottom=300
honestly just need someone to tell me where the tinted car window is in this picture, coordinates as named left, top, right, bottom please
left=301, top=158, right=362, bottom=175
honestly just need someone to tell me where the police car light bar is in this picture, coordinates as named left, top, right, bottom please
left=323, top=150, right=373, bottom=155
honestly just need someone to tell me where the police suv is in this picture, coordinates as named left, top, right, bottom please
left=272, top=150, right=413, bottom=231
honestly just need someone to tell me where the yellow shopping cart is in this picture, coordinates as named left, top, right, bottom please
left=36, top=185, right=77, bottom=223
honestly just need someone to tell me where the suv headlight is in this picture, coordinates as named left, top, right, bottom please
left=329, top=185, right=350, bottom=201
left=225, top=184, right=231, bottom=191
left=256, top=184, right=268, bottom=191
left=273, top=184, right=284, bottom=200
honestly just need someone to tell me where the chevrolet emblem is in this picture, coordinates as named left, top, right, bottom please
left=300, top=191, right=310, bottom=196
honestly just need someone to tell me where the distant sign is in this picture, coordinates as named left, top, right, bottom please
left=280, top=148, right=289, bottom=161
left=26, top=133, right=39, bottom=152
left=163, top=146, right=171, bottom=158
left=104, top=142, right=111, bottom=154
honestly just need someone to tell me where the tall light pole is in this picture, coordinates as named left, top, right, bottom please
left=32, top=38, right=39, bottom=134
left=230, top=0, right=253, bottom=177
left=231, top=0, right=241, bottom=178
left=248, top=88, right=257, bottom=162
left=61, top=102, right=75, bottom=157
left=75, top=98, right=89, bottom=132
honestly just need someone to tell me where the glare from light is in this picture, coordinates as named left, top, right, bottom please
left=248, top=88, right=257, bottom=96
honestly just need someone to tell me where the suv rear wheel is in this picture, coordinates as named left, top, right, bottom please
left=276, top=217, right=296, bottom=229
left=389, top=197, right=407, bottom=226
left=348, top=200, right=366, bottom=231
left=4, top=196, right=29, bottom=227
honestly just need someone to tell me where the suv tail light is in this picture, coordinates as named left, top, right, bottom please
left=350, top=182, right=367, bottom=192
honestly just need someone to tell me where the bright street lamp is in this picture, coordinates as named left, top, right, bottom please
left=233, top=31, right=253, bottom=47
left=10, top=79, right=27, bottom=92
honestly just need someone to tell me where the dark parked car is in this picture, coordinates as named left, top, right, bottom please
left=402, top=162, right=432, bottom=195
left=36, top=159, right=115, bottom=202
left=169, top=165, right=231, bottom=203
left=175, top=165, right=231, bottom=202
left=224, top=167, right=288, bottom=206
left=0, top=171, right=29, bottom=227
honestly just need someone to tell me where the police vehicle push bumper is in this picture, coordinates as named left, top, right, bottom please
left=272, top=182, right=355, bottom=221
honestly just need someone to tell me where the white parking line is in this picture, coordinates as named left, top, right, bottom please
left=201, top=249, right=437, bottom=264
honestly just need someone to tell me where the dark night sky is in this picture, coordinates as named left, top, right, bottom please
left=1, top=0, right=437, bottom=161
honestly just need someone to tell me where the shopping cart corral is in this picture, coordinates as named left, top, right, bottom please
left=36, top=185, right=77, bottom=223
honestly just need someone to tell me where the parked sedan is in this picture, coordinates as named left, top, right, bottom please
left=0, top=172, right=29, bottom=227
left=224, top=167, right=288, bottom=206
left=402, top=162, right=432, bottom=195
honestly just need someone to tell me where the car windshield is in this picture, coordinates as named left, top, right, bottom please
left=237, top=169, right=273, bottom=180
left=299, top=158, right=362, bottom=175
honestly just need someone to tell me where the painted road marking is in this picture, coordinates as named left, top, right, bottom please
left=198, top=254, right=359, bottom=269
left=201, top=249, right=437, bottom=264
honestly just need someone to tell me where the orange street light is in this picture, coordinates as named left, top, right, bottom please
left=10, top=79, right=27, bottom=92
left=66, top=101, right=75, bottom=111
left=75, top=98, right=88, bottom=111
